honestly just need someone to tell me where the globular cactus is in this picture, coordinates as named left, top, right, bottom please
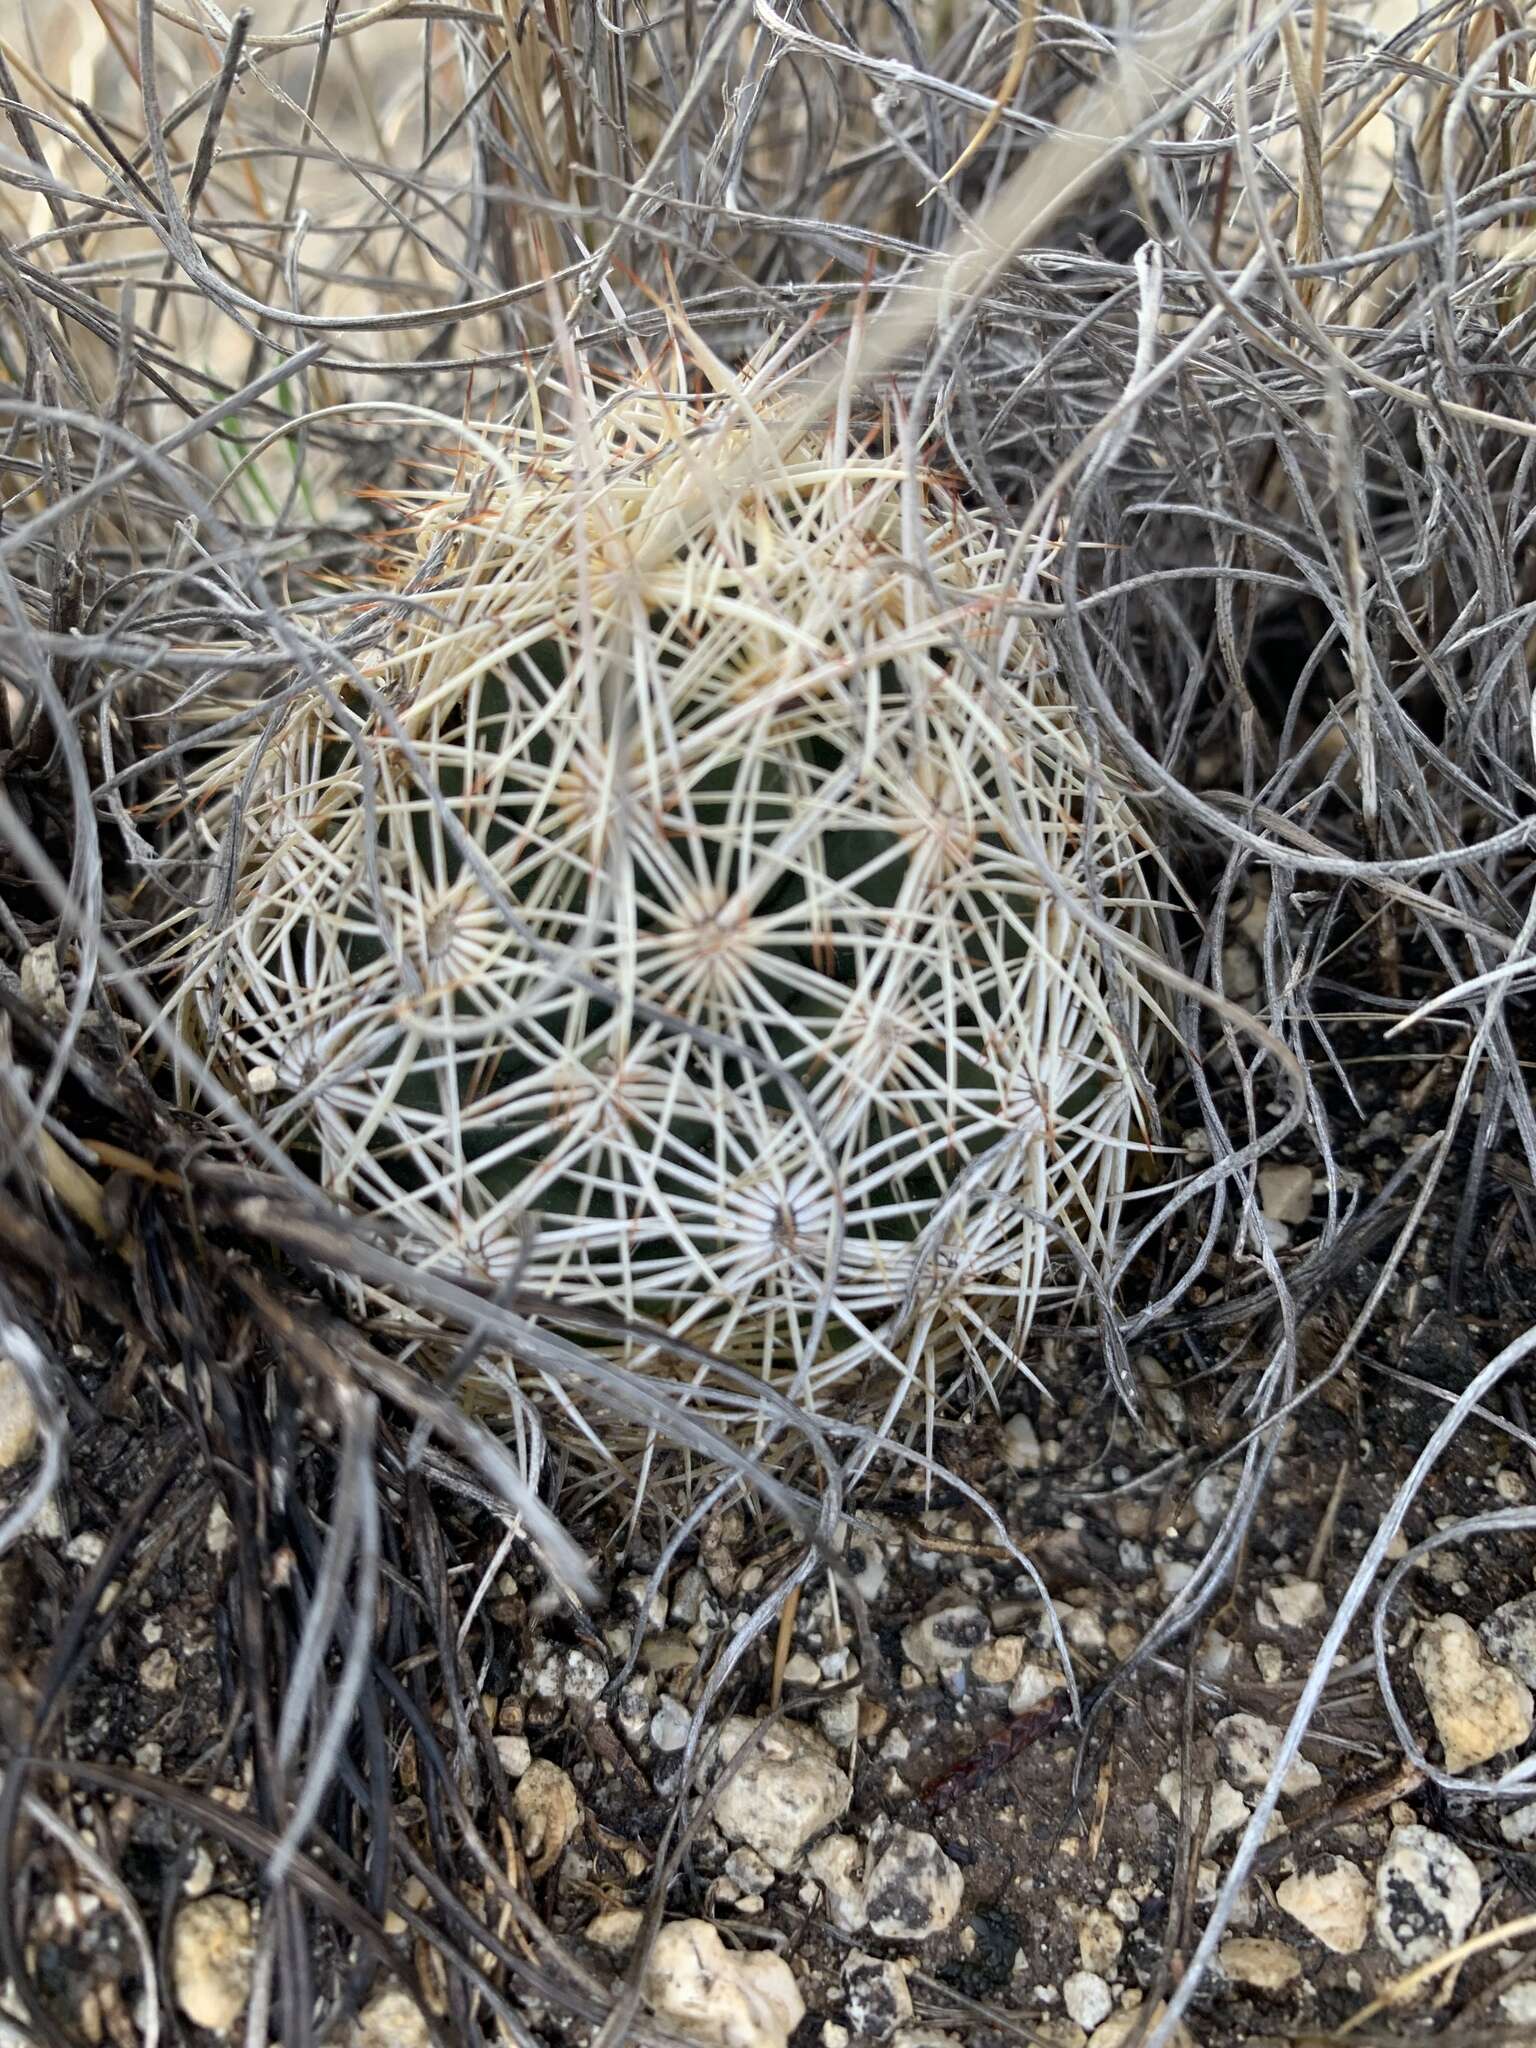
left=154, top=331, right=1168, bottom=1431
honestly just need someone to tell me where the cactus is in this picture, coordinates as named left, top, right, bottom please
left=154, top=334, right=1167, bottom=1427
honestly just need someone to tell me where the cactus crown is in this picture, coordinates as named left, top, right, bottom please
left=157, top=333, right=1167, bottom=1429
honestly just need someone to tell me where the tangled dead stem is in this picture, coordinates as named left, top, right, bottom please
left=3, top=0, right=1536, bottom=2043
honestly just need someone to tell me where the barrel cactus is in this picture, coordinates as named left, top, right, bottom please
left=156, top=335, right=1167, bottom=1427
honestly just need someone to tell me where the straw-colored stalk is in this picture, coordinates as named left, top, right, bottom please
left=153, top=331, right=1169, bottom=1437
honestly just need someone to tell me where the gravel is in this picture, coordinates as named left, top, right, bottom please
left=171, top=1896, right=254, bottom=2035
left=642, top=1921, right=805, bottom=2048
left=1412, top=1612, right=1534, bottom=1771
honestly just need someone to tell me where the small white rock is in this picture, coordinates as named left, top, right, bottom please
left=847, top=1539, right=887, bottom=1603
left=1191, top=1469, right=1236, bottom=1527
left=1501, top=1982, right=1536, bottom=2024
left=670, top=1567, right=714, bottom=1625
left=1057, top=1605, right=1108, bottom=1658
left=1276, top=1857, right=1373, bottom=1953
left=1062, top=1972, right=1112, bottom=2031
left=642, top=1919, right=804, bottom=2048
left=1002, top=1414, right=1042, bottom=1471
left=140, top=1648, right=178, bottom=1695
left=206, top=1501, right=236, bottom=1557
left=1088, top=2007, right=1195, bottom=2048
left=807, top=1834, right=867, bottom=1933
left=819, top=1692, right=861, bottom=1747
left=714, top=1717, right=852, bottom=1872
left=1158, top=1558, right=1196, bottom=1600
left=172, top=1896, right=254, bottom=2034
left=494, top=1734, right=532, bottom=1779
left=1375, top=1824, right=1482, bottom=1965
left=1076, top=1906, right=1123, bottom=1975
left=534, top=1645, right=605, bottom=1703
left=1214, top=1713, right=1322, bottom=1799
left=1031, top=2027, right=1087, bottom=2048
left=1256, top=1578, right=1326, bottom=1631
left=971, top=1636, right=1026, bottom=1689
left=1501, top=1802, right=1536, bottom=1848
left=1218, top=1936, right=1301, bottom=1990
left=350, top=1988, right=431, bottom=2048
left=1413, top=1613, right=1533, bottom=1772
left=1157, top=1769, right=1249, bottom=1849
left=651, top=1696, right=693, bottom=1753
left=620, top=1576, right=669, bottom=1631
left=20, top=941, right=64, bottom=1015
left=1009, top=1658, right=1063, bottom=1715
left=586, top=1906, right=645, bottom=1956
left=1259, top=1164, right=1313, bottom=1226
left=900, top=1603, right=992, bottom=1679
left=1196, top=1630, right=1236, bottom=1681
left=1481, top=1591, right=1536, bottom=1690
left=842, top=1952, right=913, bottom=2041
left=0, top=1356, right=39, bottom=1472
left=513, top=1760, right=580, bottom=1878
left=725, top=1848, right=775, bottom=1897
left=862, top=1826, right=963, bottom=1940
